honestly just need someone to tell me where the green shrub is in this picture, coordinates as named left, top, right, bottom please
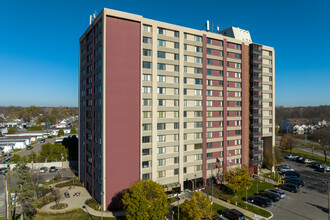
left=85, top=198, right=101, bottom=211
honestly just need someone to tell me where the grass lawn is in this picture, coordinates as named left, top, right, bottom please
left=32, top=209, right=118, bottom=220
left=263, top=171, right=280, bottom=182
left=220, top=180, right=274, bottom=218
left=283, top=148, right=330, bottom=166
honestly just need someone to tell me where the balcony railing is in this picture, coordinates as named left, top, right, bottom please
left=251, top=123, right=262, bottom=127
left=251, top=86, right=262, bottom=90
left=251, top=113, right=262, bottom=117
left=250, top=141, right=263, bottom=145
left=253, top=150, right=263, bottom=155
left=250, top=132, right=262, bottom=136
left=252, top=76, right=262, bottom=81
left=251, top=104, right=262, bottom=109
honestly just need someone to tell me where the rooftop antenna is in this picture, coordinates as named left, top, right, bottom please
left=206, top=20, right=210, bottom=32
left=89, top=15, right=92, bottom=25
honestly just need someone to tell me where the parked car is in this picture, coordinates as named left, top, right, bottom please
left=247, top=196, right=272, bottom=207
left=276, top=164, right=291, bottom=170
left=265, top=189, right=286, bottom=198
left=0, top=167, right=7, bottom=174
left=211, top=216, right=225, bottom=220
left=285, top=154, right=299, bottom=159
left=49, top=166, right=57, bottom=173
left=40, top=138, right=45, bottom=143
left=281, top=170, right=300, bottom=178
left=296, top=157, right=305, bottom=163
left=39, top=167, right=48, bottom=173
left=26, top=146, right=33, bottom=150
left=278, top=167, right=295, bottom=172
left=221, top=209, right=245, bottom=220
left=302, top=158, right=315, bottom=164
left=278, top=183, right=300, bottom=193
left=258, top=191, right=280, bottom=202
left=319, top=166, right=330, bottom=173
left=284, top=178, right=305, bottom=187
left=309, top=162, right=323, bottom=169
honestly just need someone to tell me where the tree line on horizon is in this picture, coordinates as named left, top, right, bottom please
left=276, top=105, right=330, bottom=124
left=0, top=106, right=78, bottom=124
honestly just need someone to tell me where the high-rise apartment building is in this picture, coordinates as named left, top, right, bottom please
left=79, top=8, right=275, bottom=210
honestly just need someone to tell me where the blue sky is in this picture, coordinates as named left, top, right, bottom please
left=1, top=0, right=329, bottom=107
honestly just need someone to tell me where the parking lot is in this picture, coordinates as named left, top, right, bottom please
left=267, top=158, right=330, bottom=220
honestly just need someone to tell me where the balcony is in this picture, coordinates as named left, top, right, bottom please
left=251, top=123, right=262, bottom=127
left=250, top=132, right=262, bottom=136
left=252, top=76, right=262, bottom=81
left=250, top=141, right=263, bottom=146
left=253, top=150, right=263, bottom=155
left=251, top=113, right=262, bottom=117
left=251, top=104, right=262, bottom=109
left=251, top=86, right=262, bottom=91
left=251, top=95, right=262, bottom=99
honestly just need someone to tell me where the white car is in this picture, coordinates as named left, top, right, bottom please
left=39, top=167, right=48, bottom=173
left=285, top=154, right=299, bottom=159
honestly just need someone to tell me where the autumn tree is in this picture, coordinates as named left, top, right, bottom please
left=310, top=128, right=330, bottom=162
left=280, top=133, right=295, bottom=153
left=224, top=167, right=252, bottom=193
left=263, top=151, right=274, bottom=169
left=122, top=180, right=168, bottom=220
left=37, top=143, right=68, bottom=162
left=181, top=191, right=212, bottom=220
left=70, top=127, right=77, bottom=134
left=275, top=146, right=284, bottom=164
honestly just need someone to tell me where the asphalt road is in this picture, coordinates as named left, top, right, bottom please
left=17, top=137, right=55, bottom=157
left=269, top=159, right=330, bottom=220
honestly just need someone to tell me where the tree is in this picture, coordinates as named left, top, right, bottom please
left=280, top=133, right=294, bottom=153
left=310, top=128, right=330, bottom=162
left=263, top=151, right=274, bottom=169
left=7, top=127, right=17, bottom=134
left=62, top=135, right=78, bottom=161
left=274, top=146, right=284, bottom=164
left=13, top=162, right=36, bottom=218
left=224, top=167, right=252, bottom=193
left=37, top=143, right=68, bottom=162
left=181, top=191, right=212, bottom=220
left=27, top=125, right=43, bottom=131
left=70, top=127, right=77, bottom=134
left=57, top=129, right=64, bottom=137
left=122, top=180, right=168, bottom=220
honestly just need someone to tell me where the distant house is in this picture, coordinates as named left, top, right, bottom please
left=279, top=119, right=294, bottom=134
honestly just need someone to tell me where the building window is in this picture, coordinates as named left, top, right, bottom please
left=157, top=51, right=166, bottom=58
left=207, top=59, right=213, bottom=65
left=174, top=99, right=179, bottom=106
left=174, top=134, right=179, bottom=141
left=194, top=165, right=202, bottom=171
left=142, top=161, right=151, bottom=168
left=235, top=63, right=241, bottom=68
left=235, top=72, right=241, bottom=78
left=157, top=147, right=166, bottom=154
left=206, top=100, right=213, bottom=106
left=207, top=48, right=212, bottom=54
left=174, top=145, right=179, bottom=152
left=195, top=100, right=202, bottom=106
left=143, top=37, right=151, bottom=44
left=142, top=173, right=150, bottom=180
left=235, top=149, right=241, bottom=154
left=235, top=44, right=241, bottom=50
left=235, top=82, right=241, bottom=88
left=174, top=42, right=179, bottom=48
left=142, top=136, right=151, bottom=143
left=142, top=149, right=150, bottom=155
left=142, top=124, right=151, bottom=131
left=157, top=40, right=166, bottom=47
left=174, top=157, right=179, bottom=164
left=206, top=132, right=213, bottom=138
left=195, top=111, right=202, bottom=117
left=174, top=31, right=179, bottom=37
left=158, top=28, right=165, bottom=35
left=195, top=89, right=202, bottom=95
left=143, top=49, right=151, bottom=56
left=207, top=69, right=213, bottom=75
left=183, top=167, right=187, bottom=173
left=195, top=132, right=203, bottom=139
left=195, top=46, right=203, bottom=53
left=157, top=123, right=166, bottom=130
left=194, top=57, right=202, bottom=63
left=206, top=38, right=213, bottom=44
left=207, top=122, right=213, bottom=128
left=157, top=75, right=166, bottom=82
left=207, top=90, right=213, bottom=96
left=157, top=170, right=165, bottom=178
left=158, top=87, right=166, bottom=94
left=143, top=111, right=151, bottom=118
left=194, top=122, right=202, bottom=128
left=235, top=53, right=241, bottom=59
left=195, top=68, right=202, bottom=74
left=195, top=79, right=202, bottom=85
left=174, top=122, right=179, bottom=129
left=143, top=25, right=151, bottom=32
left=142, top=86, right=151, bottom=93
left=194, top=35, right=202, bottom=42
left=235, top=158, right=241, bottom=164
left=174, top=53, right=179, bottom=60
left=195, top=154, right=203, bottom=160
left=207, top=142, right=213, bottom=148
left=143, top=61, right=151, bottom=69
left=207, top=163, right=213, bottom=169
left=157, top=159, right=166, bottom=166
left=157, top=63, right=166, bottom=70
left=157, top=135, right=166, bottom=142
left=174, top=168, right=179, bottom=175
left=157, top=111, right=166, bottom=118
left=143, top=99, right=151, bottom=106
left=207, top=153, right=213, bottom=159
left=142, top=74, right=151, bottom=81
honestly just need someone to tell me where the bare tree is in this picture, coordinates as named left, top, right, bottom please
left=310, top=128, right=330, bottom=162
left=54, top=189, right=61, bottom=206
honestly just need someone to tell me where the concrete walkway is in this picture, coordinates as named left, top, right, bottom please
left=42, top=186, right=91, bottom=212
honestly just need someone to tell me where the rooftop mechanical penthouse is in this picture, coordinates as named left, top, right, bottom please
left=79, top=8, right=275, bottom=210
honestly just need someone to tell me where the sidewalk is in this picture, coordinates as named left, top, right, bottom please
left=211, top=197, right=270, bottom=220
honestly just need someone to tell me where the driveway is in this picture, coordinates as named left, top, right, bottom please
left=268, top=159, right=330, bottom=220
left=17, top=138, right=55, bottom=157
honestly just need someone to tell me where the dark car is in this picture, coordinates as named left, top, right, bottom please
left=49, top=166, right=57, bottom=173
left=265, top=188, right=286, bottom=198
left=319, top=166, right=330, bottom=173
left=211, top=215, right=225, bottom=220
left=296, top=157, right=305, bottom=163
left=281, top=170, right=300, bottom=178
left=26, top=146, right=33, bottom=150
left=278, top=183, right=300, bottom=193
left=221, top=209, right=245, bottom=220
left=40, top=138, right=45, bottom=143
left=258, top=191, right=280, bottom=202
left=284, top=178, right=305, bottom=187
left=247, top=196, right=272, bottom=207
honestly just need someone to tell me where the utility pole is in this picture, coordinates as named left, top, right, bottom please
left=1, top=170, right=8, bottom=220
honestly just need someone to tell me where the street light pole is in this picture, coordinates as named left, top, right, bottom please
left=245, top=186, right=248, bottom=209
left=100, top=191, right=104, bottom=220
left=194, top=175, right=197, bottom=191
